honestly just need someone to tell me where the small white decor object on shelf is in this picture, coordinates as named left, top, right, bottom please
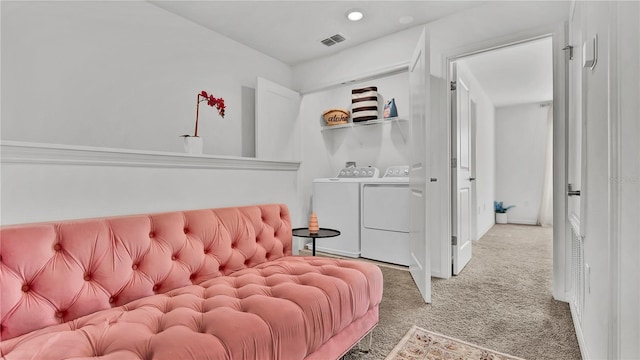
left=183, top=136, right=203, bottom=154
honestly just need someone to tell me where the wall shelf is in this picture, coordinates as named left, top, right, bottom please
left=320, top=116, right=408, bottom=131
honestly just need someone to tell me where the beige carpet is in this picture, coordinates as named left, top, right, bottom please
left=385, top=325, right=525, bottom=360
left=344, top=224, right=581, bottom=360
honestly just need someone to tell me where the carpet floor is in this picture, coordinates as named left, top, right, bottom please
left=343, top=224, right=581, bottom=360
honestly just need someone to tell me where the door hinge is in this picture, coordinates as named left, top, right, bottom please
left=562, top=45, right=574, bottom=60
left=452, top=236, right=458, bottom=246
left=451, top=158, right=457, bottom=168
left=450, top=81, right=457, bottom=91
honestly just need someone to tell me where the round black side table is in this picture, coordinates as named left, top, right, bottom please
left=291, top=228, right=340, bottom=256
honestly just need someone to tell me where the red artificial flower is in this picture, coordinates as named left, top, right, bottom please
left=190, top=90, right=226, bottom=137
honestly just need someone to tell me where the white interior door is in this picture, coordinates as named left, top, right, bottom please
left=567, top=3, right=586, bottom=326
left=568, top=3, right=584, bottom=236
left=409, top=28, right=432, bottom=303
left=255, top=77, right=301, bottom=160
left=451, top=64, right=473, bottom=275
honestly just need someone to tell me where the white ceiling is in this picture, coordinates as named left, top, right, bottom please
left=151, top=1, right=553, bottom=106
left=458, top=37, right=553, bottom=107
left=149, top=1, right=483, bottom=65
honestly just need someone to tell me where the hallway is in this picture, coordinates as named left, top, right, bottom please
left=346, top=224, right=580, bottom=359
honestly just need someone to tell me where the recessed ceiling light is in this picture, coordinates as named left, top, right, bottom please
left=346, top=9, right=364, bottom=22
left=399, top=16, right=414, bottom=25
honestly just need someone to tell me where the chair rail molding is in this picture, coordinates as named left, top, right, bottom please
left=0, top=141, right=300, bottom=171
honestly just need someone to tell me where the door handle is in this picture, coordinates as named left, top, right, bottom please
left=568, top=183, right=581, bottom=196
left=468, top=177, right=476, bottom=181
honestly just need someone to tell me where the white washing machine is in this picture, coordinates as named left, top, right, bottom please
left=312, top=166, right=379, bottom=258
left=360, top=166, right=411, bottom=266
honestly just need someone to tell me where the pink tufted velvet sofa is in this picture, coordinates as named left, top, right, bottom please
left=0, top=204, right=383, bottom=359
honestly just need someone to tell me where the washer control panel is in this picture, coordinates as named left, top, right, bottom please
left=383, top=165, right=410, bottom=178
left=337, top=166, right=380, bottom=178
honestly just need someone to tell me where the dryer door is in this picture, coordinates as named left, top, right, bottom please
left=362, top=184, right=410, bottom=232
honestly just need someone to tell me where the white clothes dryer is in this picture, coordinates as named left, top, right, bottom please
left=312, top=166, right=379, bottom=258
left=360, top=166, right=411, bottom=266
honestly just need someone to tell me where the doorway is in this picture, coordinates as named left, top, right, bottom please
left=448, top=36, right=555, bottom=275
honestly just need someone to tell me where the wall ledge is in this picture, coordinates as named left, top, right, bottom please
left=0, top=141, right=301, bottom=171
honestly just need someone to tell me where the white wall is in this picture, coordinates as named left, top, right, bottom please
left=617, top=2, right=640, bottom=358
left=455, top=63, right=496, bottom=240
left=572, top=1, right=640, bottom=358
left=579, top=2, right=612, bottom=358
left=1, top=1, right=292, bottom=156
left=0, top=143, right=302, bottom=232
left=0, top=1, right=303, bottom=239
left=298, top=73, right=411, bottom=219
left=494, top=103, right=549, bottom=225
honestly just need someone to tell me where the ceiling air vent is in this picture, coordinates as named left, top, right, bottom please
left=320, top=33, right=346, bottom=47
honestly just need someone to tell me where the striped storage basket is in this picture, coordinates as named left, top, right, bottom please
left=351, top=86, right=378, bottom=122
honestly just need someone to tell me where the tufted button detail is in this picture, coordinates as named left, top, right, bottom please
left=53, top=244, right=62, bottom=251
left=204, top=249, right=209, bottom=254
left=244, top=259, right=250, bottom=265
left=55, top=311, right=64, bottom=319
left=84, top=274, right=92, bottom=281
left=108, top=297, right=115, bottom=303
left=132, top=264, right=138, bottom=270
left=171, top=255, right=177, bottom=261
left=149, top=232, right=155, bottom=238
left=189, top=274, right=196, bottom=280
left=152, top=285, right=159, bottom=291
left=21, top=285, right=30, bottom=292
left=183, top=228, right=188, bottom=234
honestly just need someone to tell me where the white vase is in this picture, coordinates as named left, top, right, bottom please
left=183, top=136, right=203, bottom=154
left=496, top=212, right=508, bottom=224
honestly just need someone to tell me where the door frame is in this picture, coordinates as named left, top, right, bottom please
left=440, top=23, right=569, bottom=301
left=470, top=99, right=478, bottom=241
left=450, top=66, right=474, bottom=275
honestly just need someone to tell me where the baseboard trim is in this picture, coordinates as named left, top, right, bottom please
left=569, top=301, right=589, bottom=360
left=552, top=290, right=571, bottom=303
left=476, top=222, right=494, bottom=241
left=507, top=219, right=539, bottom=225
